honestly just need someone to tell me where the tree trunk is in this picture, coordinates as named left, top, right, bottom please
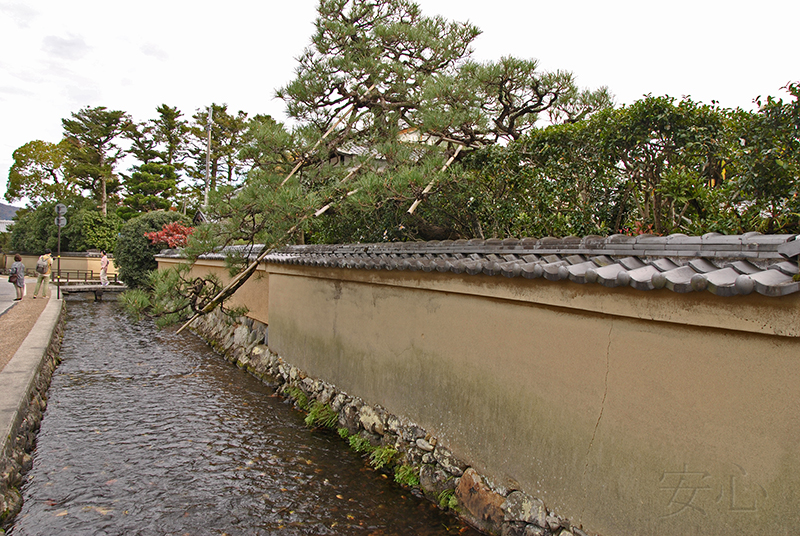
left=101, top=176, right=107, bottom=216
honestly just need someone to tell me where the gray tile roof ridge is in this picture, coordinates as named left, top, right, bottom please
left=157, top=233, right=800, bottom=298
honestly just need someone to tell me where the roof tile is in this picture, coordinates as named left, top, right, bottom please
left=236, top=232, right=800, bottom=298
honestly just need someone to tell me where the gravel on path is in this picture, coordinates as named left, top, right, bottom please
left=0, top=296, right=49, bottom=373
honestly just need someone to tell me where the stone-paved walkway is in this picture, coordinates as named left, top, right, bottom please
left=0, top=282, right=49, bottom=373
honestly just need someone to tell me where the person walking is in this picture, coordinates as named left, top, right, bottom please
left=9, top=254, right=25, bottom=301
left=100, top=250, right=109, bottom=287
left=33, top=248, right=53, bottom=298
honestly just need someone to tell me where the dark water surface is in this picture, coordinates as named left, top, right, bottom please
left=11, top=302, right=480, bottom=536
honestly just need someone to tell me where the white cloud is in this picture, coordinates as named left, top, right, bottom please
left=0, top=85, right=34, bottom=97
left=0, top=1, right=40, bottom=28
left=140, top=42, right=168, bottom=61
left=63, top=84, right=102, bottom=107
left=42, top=33, right=91, bottom=61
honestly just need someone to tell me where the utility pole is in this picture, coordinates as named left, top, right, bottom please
left=203, top=105, right=213, bottom=208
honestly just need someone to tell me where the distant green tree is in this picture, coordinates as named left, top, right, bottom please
left=61, top=208, right=122, bottom=252
left=121, top=104, right=191, bottom=216
left=515, top=118, right=625, bottom=236
left=124, top=105, right=189, bottom=172
left=728, top=82, right=800, bottom=232
left=5, top=139, right=80, bottom=204
left=9, top=203, right=57, bottom=253
left=114, top=210, right=189, bottom=288
left=63, top=106, right=130, bottom=216
left=9, top=199, right=121, bottom=253
left=186, top=104, right=250, bottom=196
left=152, top=104, right=189, bottom=169
left=0, top=230, right=10, bottom=253
left=125, top=120, right=160, bottom=165
left=118, top=163, right=178, bottom=220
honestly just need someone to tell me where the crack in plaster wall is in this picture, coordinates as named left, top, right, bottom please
left=584, top=322, right=612, bottom=477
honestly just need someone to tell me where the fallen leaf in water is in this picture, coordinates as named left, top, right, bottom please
left=55, top=510, right=68, bottom=517
left=105, top=479, right=117, bottom=485
left=85, top=506, right=113, bottom=515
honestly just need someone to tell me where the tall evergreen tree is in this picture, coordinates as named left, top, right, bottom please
left=62, top=106, right=130, bottom=215
left=187, top=104, right=250, bottom=195
left=123, top=104, right=190, bottom=217
left=125, top=121, right=160, bottom=165
left=153, top=104, right=188, bottom=169
left=118, top=163, right=178, bottom=220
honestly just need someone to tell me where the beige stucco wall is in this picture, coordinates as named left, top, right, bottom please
left=5, top=253, right=118, bottom=278
left=167, top=257, right=800, bottom=535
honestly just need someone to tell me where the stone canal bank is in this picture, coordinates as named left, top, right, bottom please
left=0, top=296, right=64, bottom=531
left=191, top=308, right=589, bottom=536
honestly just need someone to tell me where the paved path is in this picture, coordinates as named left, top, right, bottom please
left=0, top=289, right=62, bottom=469
left=0, top=282, right=51, bottom=372
left=0, top=278, right=18, bottom=317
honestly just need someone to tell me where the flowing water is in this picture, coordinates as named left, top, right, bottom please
left=10, top=301, right=480, bottom=536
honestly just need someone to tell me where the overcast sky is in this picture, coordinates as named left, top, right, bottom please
left=1, top=0, right=798, bottom=205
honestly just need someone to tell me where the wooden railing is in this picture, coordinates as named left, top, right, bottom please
left=52, top=270, right=120, bottom=285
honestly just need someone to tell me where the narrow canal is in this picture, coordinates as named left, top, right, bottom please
left=10, top=301, right=480, bottom=535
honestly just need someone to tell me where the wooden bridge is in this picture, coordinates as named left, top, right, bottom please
left=57, top=283, right=128, bottom=300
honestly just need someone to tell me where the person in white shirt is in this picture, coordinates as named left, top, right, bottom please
left=100, top=250, right=109, bottom=287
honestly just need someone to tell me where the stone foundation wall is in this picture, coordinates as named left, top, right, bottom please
left=191, top=308, right=590, bottom=536
left=0, top=303, right=64, bottom=530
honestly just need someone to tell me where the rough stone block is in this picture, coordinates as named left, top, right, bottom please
left=359, top=405, right=385, bottom=435
left=419, top=464, right=454, bottom=501
left=455, top=468, right=506, bottom=535
left=433, top=445, right=466, bottom=476
left=502, top=491, right=547, bottom=527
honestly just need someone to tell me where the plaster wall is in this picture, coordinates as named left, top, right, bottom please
left=4, top=254, right=119, bottom=278
left=171, top=258, right=800, bottom=535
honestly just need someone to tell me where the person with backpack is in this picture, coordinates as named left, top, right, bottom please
left=33, top=248, right=53, bottom=299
